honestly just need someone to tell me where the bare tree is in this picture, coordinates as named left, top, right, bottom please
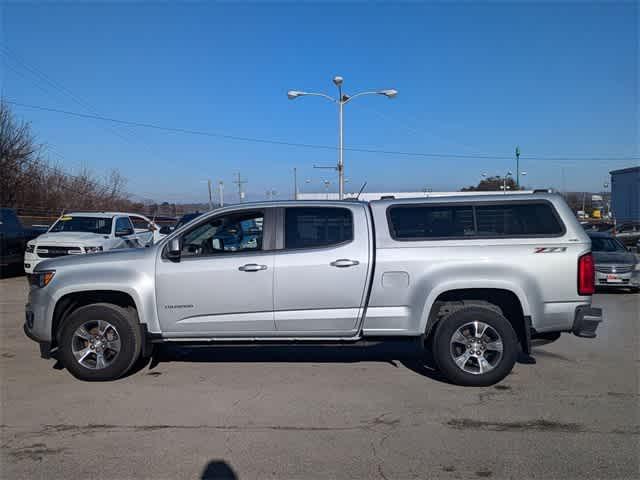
left=1, top=101, right=139, bottom=217
left=0, top=100, right=42, bottom=206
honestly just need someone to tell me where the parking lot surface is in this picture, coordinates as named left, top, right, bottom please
left=1, top=275, right=638, bottom=479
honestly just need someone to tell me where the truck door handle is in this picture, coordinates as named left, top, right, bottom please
left=238, top=263, right=267, bottom=272
left=330, top=259, right=359, bottom=268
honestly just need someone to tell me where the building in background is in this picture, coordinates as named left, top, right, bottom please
left=610, top=167, right=640, bottom=222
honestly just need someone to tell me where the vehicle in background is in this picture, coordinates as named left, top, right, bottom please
left=612, top=222, right=640, bottom=249
left=588, top=231, right=640, bottom=292
left=159, top=211, right=203, bottom=235
left=581, top=221, right=614, bottom=232
left=25, top=193, right=603, bottom=385
left=0, top=208, right=46, bottom=275
left=24, top=212, right=163, bottom=274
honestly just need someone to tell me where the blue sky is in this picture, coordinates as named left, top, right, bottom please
left=1, top=2, right=637, bottom=203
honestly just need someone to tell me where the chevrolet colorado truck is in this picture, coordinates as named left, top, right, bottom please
left=24, top=194, right=603, bottom=385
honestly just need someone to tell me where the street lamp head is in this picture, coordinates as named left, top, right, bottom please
left=380, top=89, right=398, bottom=98
left=287, top=90, right=303, bottom=99
left=332, top=76, right=344, bottom=87
left=521, top=171, right=528, bottom=176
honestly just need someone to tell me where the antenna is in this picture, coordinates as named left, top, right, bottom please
left=356, top=181, right=367, bottom=200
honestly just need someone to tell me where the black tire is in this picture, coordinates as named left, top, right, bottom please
left=432, top=306, right=518, bottom=387
left=58, top=303, right=142, bottom=381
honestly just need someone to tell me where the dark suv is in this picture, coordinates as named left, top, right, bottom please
left=0, top=208, right=43, bottom=275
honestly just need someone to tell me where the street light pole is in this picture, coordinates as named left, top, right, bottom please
left=338, top=97, right=344, bottom=199
left=218, top=181, right=224, bottom=207
left=515, top=146, right=521, bottom=188
left=288, top=76, right=397, bottom=200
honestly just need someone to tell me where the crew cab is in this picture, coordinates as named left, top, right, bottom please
left=24, top=212, right=163, bottom=274
left=24, top=194, right=602, bottom=385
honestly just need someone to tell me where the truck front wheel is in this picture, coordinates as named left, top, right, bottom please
left=58, top=303, right=142, bottom=381
left=432, top=306, right=518, bottom=387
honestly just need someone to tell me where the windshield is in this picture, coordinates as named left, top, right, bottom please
left=49, top=216, right=112, bottom=234
left=591, top=236, right=626, bottom=252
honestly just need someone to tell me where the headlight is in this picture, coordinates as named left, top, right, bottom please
left=635, top=263, right=640, bottom=272
left=28, top=270, right=55, bottom=288
left=84, top=246, right=103, bottom=254
left=25, top=243, right=35, bottom=253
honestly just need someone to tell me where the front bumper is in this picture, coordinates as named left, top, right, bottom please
left=595, top=270, right=640, bottom=288
left=572, top=306, right=603, bottom=338
left=23, top=321, right=52, bottom=359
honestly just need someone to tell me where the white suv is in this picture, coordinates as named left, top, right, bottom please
left=24, top=212, right=163, bottom=274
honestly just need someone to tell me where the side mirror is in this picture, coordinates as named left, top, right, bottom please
left=159, top=226, right=173, bottom=235
left=166, top=237, right=181, bottom=262
left=115, top=227, right=134, bottom=237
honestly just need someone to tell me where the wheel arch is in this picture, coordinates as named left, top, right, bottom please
left=422, top=286, right=530, bottom=354
left=51, top=290, right=139, bottom=348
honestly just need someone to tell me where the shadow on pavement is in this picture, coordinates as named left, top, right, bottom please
left=201, top=460, right=238, bottom=480
left=147, top=341, right=454, bottom=384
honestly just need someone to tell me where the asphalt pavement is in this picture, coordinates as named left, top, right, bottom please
left=1, top=275, right=638, bottom=479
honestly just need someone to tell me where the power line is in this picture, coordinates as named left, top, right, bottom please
left=1, top=47, right=171, bottom=162
left=6, top=100, right=638, bottom=162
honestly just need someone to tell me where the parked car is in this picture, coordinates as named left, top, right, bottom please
left=24, top=193, right=603, bottom=385
left=588, top=231, right=639, bottom=292
left=612, top=222, right=640, bottom=249
left=24, top=212, right=163, bottom=274
left=0, top=208, right=46, bottom=275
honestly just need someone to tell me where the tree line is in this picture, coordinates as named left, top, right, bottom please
left=0, top=100, right=144, bottom=216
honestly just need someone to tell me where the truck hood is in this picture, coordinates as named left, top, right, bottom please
left=35, top=245, right=156, bottom=271
left=31, top=232, right=111, bottom=246
left=592, top=251, right=637, bottom=265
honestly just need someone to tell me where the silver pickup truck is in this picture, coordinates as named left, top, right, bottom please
left=24, top=193, right=603, bottom=385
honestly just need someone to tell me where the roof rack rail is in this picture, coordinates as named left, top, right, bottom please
left=533, top=188, right=554, bottom=193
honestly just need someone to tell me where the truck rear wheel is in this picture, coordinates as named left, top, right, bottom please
left=432, top=306, right=518, bottom=386
left=58, top=303, right=142, bottom=381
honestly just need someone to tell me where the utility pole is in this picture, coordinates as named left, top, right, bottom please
left=233, top=172, right=247, bottom=203
left=322, top=179, right=331, bottom=200
left=293, top=167, right=298, bottom=200
left=207, top=179, right=213, bottom=210
left=218, top=180, right=224, bottom=207
left=515, top=146, right=521, bottom=188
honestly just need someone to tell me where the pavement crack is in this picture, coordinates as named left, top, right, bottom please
left=447, top=418, right=584, bottom=433
left=35, top=422, right=372, bottom=436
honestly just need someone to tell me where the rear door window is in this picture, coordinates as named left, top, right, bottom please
left=475, top=203, right=563, bottom=236
left=388, top=205, right=474, bottom=239
left=285, top=207, right=353, bottom=249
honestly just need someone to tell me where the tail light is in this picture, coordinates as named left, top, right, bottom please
left=578, top=252, right=595, bottom=295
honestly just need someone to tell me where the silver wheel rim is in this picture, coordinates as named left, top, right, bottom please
left=71, top=320, right=121, bottom=370
left=449, top=321, right=503, bottom=375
